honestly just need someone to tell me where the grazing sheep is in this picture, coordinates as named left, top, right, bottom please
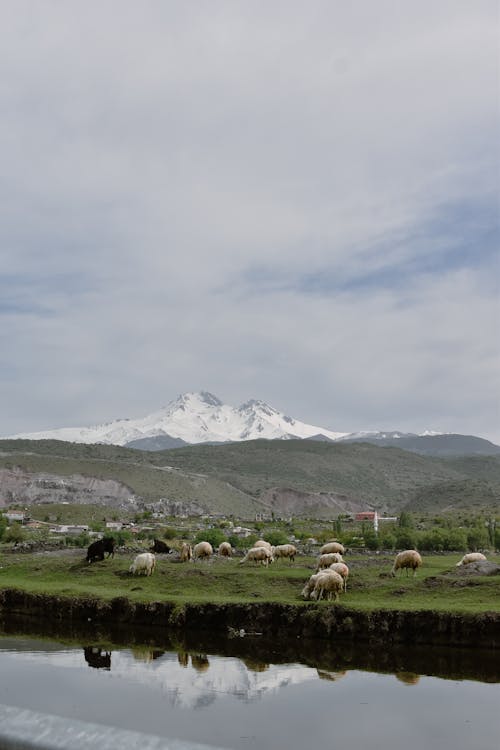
left=317, top=552, right=343, bottom=570
left=301, top=571, right=331, bottom=599
left=193, top=541, right=213, bottom=561
left=456, top=552, right=487, bottom=566
left=179, top=542, right=192, bottom=562
left=129, top=552, right=156, bottom=576
left=391, top=550, right=422, bottom=577
left=320, top=541, right=345, bottom=556
left=310, top=570, right=344, bottom=602
left=273, top=544, right=297, bottom=563
left=239, top=546, right=273, bottom=566
left=329, top=562, right=349, bottom=592
left=218, top=541, right=233, bottom=557
left=254, top=540, right=273, bottom=550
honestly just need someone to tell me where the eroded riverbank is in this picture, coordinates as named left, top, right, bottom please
left=0, top=587, right=498, bottom=651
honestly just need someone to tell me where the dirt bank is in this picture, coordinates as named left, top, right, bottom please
left=0, top=588, right=498, bottom=649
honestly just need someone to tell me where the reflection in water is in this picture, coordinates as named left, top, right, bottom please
left=0, top=630, right=499, bottom=750
left=317, top=669, right=347, bottom=682
left=242, top=657, right=269, bottom=673
left=395, top=672, right=420, bottom=685
left=83, top=647, right=111, bottom=670
left=190, top=653, right=210, bottom=673
left=0, top=612, right=499, bottom=684
left=130, top=647, right=165, bottom=663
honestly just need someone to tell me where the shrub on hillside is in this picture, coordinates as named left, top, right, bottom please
left=227, top=534, right=258, bottom=550
left=163, top=527, right=180, bottom=540
left=394, top=529, right=417, bottom=550
left=193, top=528, right=226, bottom=548
left=466, top=524, right=489, bottom=551
left=264, top=530, right=290, bottom=546
left=363, top=529, right=380, bottom=550
left=4, top=522, right=26, bottom=545
left=65, top=532, right=90, bottom=548
left=113, top=530, right=133, bottom=546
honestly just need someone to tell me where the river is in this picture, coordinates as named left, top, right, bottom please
left=0, top=618, right=498, bottom=750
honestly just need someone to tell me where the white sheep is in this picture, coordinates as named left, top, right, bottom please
left=273, top=544, right=297, bottom=563
left=254, top=540, right=273, bottom=550
left=329, top=562, right=349, bottom=592
left=317, top=552, right=343, bottom=570
left=193, top=541, right=213, bottom=561
left=310, top=570, right=344, bottom=602
left=391, top=550, right=422, bottom=577
left=301, top=570, right=331, bottom=599
left=179, top=542, right=192, bottom=562
left=456, top=552, right=487, bottom=566
left=218, top=541, right=233, bottom=557
left=320, top=541, right=345, bottom=555
left=129, top=552, right=156, bottom=576
left=239, top=546, right=273, bottom=567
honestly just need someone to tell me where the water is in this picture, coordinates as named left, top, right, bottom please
left=0, top=622, right=498, bottom=750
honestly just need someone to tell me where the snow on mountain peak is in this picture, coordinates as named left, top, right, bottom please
left=6, top=390, right=447, bottom=448
left=6, top=391, right=349, bottom=446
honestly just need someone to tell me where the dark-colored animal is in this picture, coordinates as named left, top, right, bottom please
left=84, top=647, right=111, bottom=670
left=151, top=539, right=171, bottom=554
left=86, top=537, right=116, bottom=564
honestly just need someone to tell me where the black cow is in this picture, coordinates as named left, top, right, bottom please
left=151, top=539, right=171, bottom=554
left=86, top=537, right=116, bottom=564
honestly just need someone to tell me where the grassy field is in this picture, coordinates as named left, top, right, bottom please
left=0, top=547, right=498, bottom=614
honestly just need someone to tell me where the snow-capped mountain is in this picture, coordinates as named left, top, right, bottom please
left=7, top=391, right=350, bottom=446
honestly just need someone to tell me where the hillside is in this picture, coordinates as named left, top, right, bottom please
left=0, top=438, right=499, bottom=517
left=339, top=433, right=500, bottom=456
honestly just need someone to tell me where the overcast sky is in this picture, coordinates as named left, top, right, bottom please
left=1, top=1, right=499, bottom=443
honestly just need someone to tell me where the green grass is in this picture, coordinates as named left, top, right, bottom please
left=0, top=548, right=498, bottom=614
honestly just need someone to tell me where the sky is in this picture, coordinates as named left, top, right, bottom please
left=1, top=0, right=499, bottom=443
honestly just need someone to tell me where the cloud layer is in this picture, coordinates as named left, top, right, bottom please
left=1, top=1, right=499, bottom=442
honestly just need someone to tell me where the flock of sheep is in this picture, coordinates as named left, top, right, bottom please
left=121, top=540, right=490, bottom=602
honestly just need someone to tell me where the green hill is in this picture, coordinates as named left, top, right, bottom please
left=0, top=438, right=499, bottom=517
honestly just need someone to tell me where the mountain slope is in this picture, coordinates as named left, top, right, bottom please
left=0, top=438, right=498, bottom=517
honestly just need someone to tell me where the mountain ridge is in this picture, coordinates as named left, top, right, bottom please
left=7, top=390, right=468, bottom=448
